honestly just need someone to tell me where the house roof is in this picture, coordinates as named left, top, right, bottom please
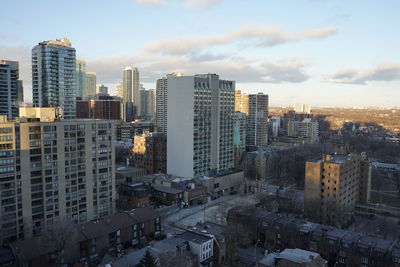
left=127, top=207, right=160, bottom=223
left=152, top=184, right=183, bottom=194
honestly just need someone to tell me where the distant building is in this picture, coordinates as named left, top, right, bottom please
left=294, top=103, right=311, bottom=114
left=270, top=116, right=281, bottom=137
left=233, top=111, right=246, bottom=169
left=122, top=101, right=136, bottom=122
left=0, top=60, right=20, bottom=118
left=132, top=132, right=166, bottom=174
left=304, top=152, right=371, bottom=227
left=17, top=79, right=23, bottom=103
left=139, top=88, right=156, bottom=118
left=32, top=38, right=76, bottom=118
left=235, top=90, right=269, bottom=148
left=76, top=95, right=121, bottom=120
left=167, top=74, right=234, bottom=178
left=76, top=59, right=86, bottom=98
left=247, top=93, right=269, bottom=147
left=234, top=90, right=249, bottom=114
left=96, top=84, right=108, bottom=95
left=116, top=120, right=156, bottom=142
left=123, top=67, right=139, bottom=114
left=288, top=118, right=319, bottom=143
left=115, top=84, right=123, bottom=99
left=85, top=72, right=96, bottom=97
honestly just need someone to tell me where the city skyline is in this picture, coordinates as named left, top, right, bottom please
left=0, top=0, right=400, bottom=107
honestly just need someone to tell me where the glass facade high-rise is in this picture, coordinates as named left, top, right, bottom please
left=0, top=60, right=19, bottom=119
left=76, top=59, right=86, bottom=99
left=85, top=72, right=96, bottom=98
left=122, top=67, right=139, bottom=118
left=32, top=38, right=77, bottom=119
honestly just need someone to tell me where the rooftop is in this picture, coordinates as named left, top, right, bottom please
left=178, top=231, right=212, bottom=244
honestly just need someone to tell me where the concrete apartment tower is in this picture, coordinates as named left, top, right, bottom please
left=167, top=74, right=235, bottom=178
left=247, top=93, right=269, bottom=147
left=85, top=72, right=96, bottom=98
left=288, top=118, right=319, bottom=143
left=32, top=38, right=77, bottom=119
left=0, top=109, right=116, bottom=245
left=234, top=90, right=269, bottom=148
left=304, top=149, right=371, bottom=228
left=0, top=60, right=20, bottom=119
left=156, top=72, right=183, bottom=134
left=139, top=88, right=156, bottom=118
left=76, top=59, right=86, bottom=98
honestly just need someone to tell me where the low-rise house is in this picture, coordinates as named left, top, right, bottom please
left=151, top=184, right=184, bottom=205
left=10, top=207, right=162, bottom=267
left=227, top=206, right=400, bottom=267
left=259, top=248, right=327, bottom=267
left=117, top=183, right=151, bottom=210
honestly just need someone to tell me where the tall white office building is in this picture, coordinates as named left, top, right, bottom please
left=167, top=74, right=235, bottom=178
left=32, top=38, right=76, bottom=119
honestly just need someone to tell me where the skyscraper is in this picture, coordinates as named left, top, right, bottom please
left=247, top=93, right=269, bottom=147
left=17, top=80, right=23, bottom=103
left=167, top=74, right=234, bottom=178
left=85, top=72, right=96, bottom=97
left=156, top=72, right=183, bottom=134
left=122, top=67, right=139, bottom=111
left=115, top=84, right=123, bottom=99
left=0, top=60, right=19, bottom=118
left=139, top=88, right=156, bottom=117
left=96, top=84, right=108, bottom=95
left=76, top=59, right=86, bottom=99
left=235, top=91, right=269, bottom=148
left=32, top=38, right=76, bottom=119
left=156, top=76, right=167, bottom=133
left=0, top=109, right=115, bottom=245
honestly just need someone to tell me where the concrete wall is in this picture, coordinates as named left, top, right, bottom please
left=167, top=76, right=194, bottom=178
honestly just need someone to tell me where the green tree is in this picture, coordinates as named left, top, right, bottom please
left=139, top=250, right=157, bottom=267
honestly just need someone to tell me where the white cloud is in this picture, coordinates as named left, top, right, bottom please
left=324, top=62, right=400, bottom=85
left=144, top=25, right=338, bottom=55
left=135, top=0, right=166, bottom=6
left=182, top=0, right=223, bottom=9
left=87, top=52, right=312, bottom=84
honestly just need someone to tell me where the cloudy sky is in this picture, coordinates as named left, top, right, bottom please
left=1, top=0, right=399, bottom=107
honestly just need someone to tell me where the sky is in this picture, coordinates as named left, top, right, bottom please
left=1, top=0, right=399, bottom=107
